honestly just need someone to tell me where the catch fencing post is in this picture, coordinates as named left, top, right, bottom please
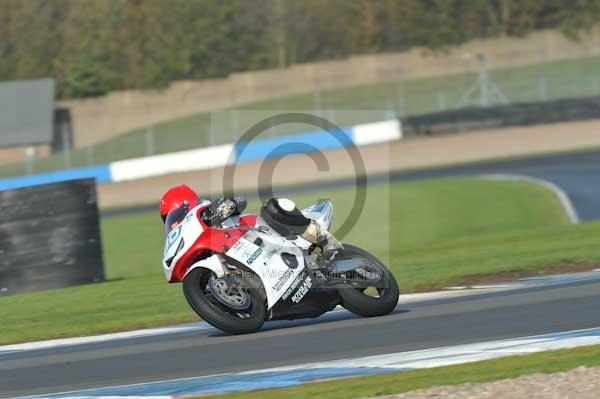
left=86, top=146, right=94, bottom=166
left=25, top=147, right=35, bottom=175
left=145, top=126, right=155, bottom=156
left=385, top=99, right=396, bottom=120
left=538, top=77, right=548, bottom=101
left=397, top=95, right=407, bottom=118
left=313, top=75, right=323, bottom=117
left=208, top=122, right=214, bottom=147
left=313, top=90, right=323, bottom=116
left=326, top=109, right=337, bottom=125
left=63, top=147, right=72, bottom=169
left=230, top=109, right=240, bottom=144
left=437, top=91, right=447, bottom=111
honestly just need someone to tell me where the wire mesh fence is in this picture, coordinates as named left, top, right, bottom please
left=3, top=54, right=600, bottom=179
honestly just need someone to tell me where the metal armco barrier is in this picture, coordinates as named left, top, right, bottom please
left=403, top=95, right=600, bottom=137
left=0, top=178, right=105, bottom=296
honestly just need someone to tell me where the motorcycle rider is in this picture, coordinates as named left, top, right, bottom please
left=159, top=184, right=342, bottom=253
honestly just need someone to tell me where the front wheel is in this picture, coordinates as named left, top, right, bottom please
left=183, top=268, right=267, bottom=334
left=334, top=244, right=399, bottom=317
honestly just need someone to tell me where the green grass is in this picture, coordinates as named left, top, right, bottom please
left=203, top=344, right=600, bottom=399
left=102, top=177, right=570, bottom=280
left=3, top=54, right=600, bottom=178
left=2, top=177, right=596, bottom=345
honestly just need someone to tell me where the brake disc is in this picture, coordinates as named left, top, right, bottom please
left=208, top=276, right=252, bottom=310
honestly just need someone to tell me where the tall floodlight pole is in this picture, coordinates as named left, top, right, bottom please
left=458, top=54, right=509, bottom=108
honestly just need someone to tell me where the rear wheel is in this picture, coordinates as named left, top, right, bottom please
left=335, top=244, right=399, bottom=317
left=183, top=268, right=266, bottom=334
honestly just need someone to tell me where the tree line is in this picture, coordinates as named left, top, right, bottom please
left=1, top=0, right=598, bottom=99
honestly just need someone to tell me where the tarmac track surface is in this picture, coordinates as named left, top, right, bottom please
left=4, top=148, right=599, bottom=398
left=2, top=278, right=600, bottom=398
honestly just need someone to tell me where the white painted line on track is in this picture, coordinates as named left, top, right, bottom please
left=15, top=326, right=600, bottom=399
left=0, top=291, right=485, bottom=355
left=309, top=326, right=600, bottom=370
left=0, top=323, right=212, bottom=355
left=469, top=284, right=515, bottom=289
left=52, top=397, right=171, bottom=399
left=4, top=270, right=600, bottom=356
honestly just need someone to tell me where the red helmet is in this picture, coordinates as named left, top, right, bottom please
left=159, top=185, right=199, bottom=222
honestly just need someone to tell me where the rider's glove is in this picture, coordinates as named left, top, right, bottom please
left=206, top=196, right=247, bottom=226
left=230, top=195, right=247, bottom=214
left=211, top=198, right=236, bottom=221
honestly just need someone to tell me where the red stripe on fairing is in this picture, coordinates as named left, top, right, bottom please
left=169, top=209, right=257, bottom=283
left=239, top=214, right=257, bottom=227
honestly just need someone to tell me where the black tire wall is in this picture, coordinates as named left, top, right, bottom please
left=0, top=178, right=105, bottom=296
left=402, top=95, right=600, bottom=137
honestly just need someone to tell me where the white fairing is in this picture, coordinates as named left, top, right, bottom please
left=302, top=199, right=333, bottom=230
left=184, top=254, right=226, bottom=279
left=162, top=201, right=210, bottom=281
left=161, top=199, right=334, bottom=309
left=226, top=229, right=305, bottom=308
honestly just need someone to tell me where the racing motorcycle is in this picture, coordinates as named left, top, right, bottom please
left=162, top=199, right=399, bottom=334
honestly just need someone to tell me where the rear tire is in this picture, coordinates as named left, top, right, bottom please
left=336, top=244, right=399, bottom=317
left=183, top=268, right=266, bottom=334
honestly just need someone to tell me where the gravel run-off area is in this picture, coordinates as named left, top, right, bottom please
left=368, top=366, right=600, bottom=399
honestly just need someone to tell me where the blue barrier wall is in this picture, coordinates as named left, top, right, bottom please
left=0, top=119, right=401, bottom=191
left=0, top=165, right=111, bottom=191
left=234, top=128, right=353, bottom=164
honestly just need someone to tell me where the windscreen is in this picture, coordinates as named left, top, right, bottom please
left=164, top=202, right=191, bottom=234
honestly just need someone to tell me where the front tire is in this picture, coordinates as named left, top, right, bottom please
left=183, top=268, right=267, bottom=334
left=335, top=244, right=399, bottom=317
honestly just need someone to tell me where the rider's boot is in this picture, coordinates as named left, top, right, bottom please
left=261, top=197, right=342, bottom=262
